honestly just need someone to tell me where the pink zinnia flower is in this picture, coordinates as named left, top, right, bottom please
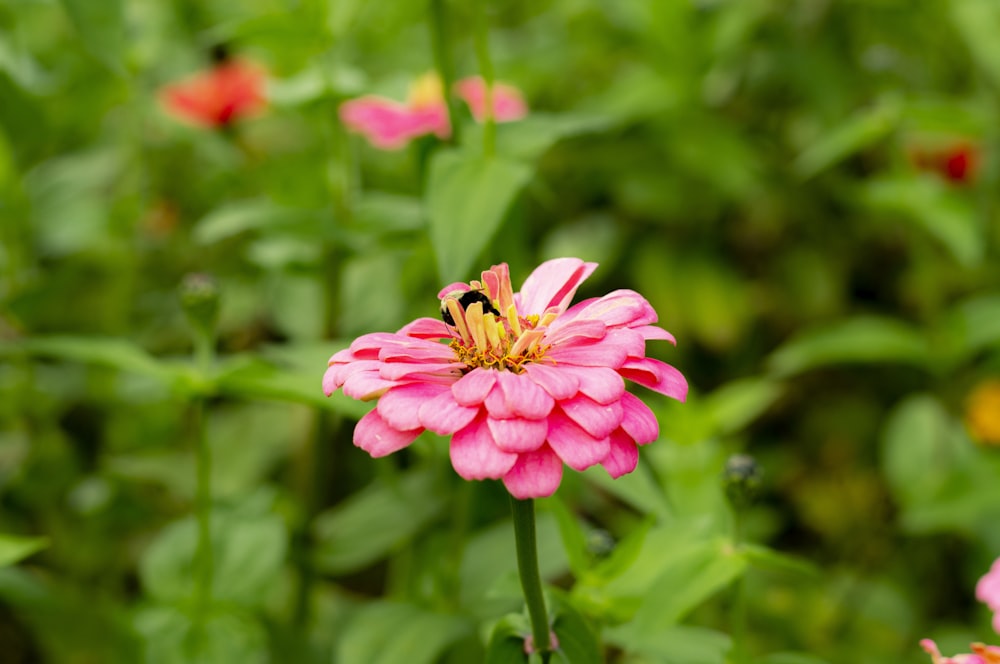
left=454, top=76, right=528, bottom=123
left=323, top=258, right=687, bottom=499
left=978, top=557, right=1000, bottom=634
left=921, top=639, right=1000, bottom=664
left=339, top=73, right=528, bottom=150
left=160, top=59, right=266, bottom=128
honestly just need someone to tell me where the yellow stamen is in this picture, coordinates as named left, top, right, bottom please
left=445, top=298, right=472, bottom=345
left=505, top=303, right=522, bottom=337
left=465, top=302, right=488, bottom=353
left=483, top=313, right=502, bottom=350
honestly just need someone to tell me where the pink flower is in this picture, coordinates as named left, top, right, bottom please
left=921, top=639, right=1000, bottom=664
left=323, top=258, right=687, bottom=499
left=978, top=557, right=1000, bottom=634
left=160, top=59, right=266, bottom=128
left=339, top=73, right=528, bottom=150
left=454, top=76, right=528, bottom=123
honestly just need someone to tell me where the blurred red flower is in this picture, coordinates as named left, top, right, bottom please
left=160, top=59, right=267, bottom=129
left=911, top=141, right=980, bottom=184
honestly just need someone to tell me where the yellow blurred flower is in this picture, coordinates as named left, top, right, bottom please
left=966, top=379, right=1000, bottom=446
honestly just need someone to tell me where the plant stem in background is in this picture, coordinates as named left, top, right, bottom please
left=428, top=0, right=461, bottom=145
left=472, top=0, right=497, bottom=158
left=509, top=496, right=552, bottom=662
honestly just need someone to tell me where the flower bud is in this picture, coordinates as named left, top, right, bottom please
left=722, top=454, right=763, bottom=509
left=179, top=273, right=219, bottom=336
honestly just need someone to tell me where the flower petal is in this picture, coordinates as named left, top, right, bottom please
left=488, top=417, right=548, bottom=453
left=498, top=371, right=555, bottom=419
left=419, top=391, right=480, bottom=435
left=502, top=446, right=564, bottom=499
left=378, top=383, right=449, bottom=431
left=557, top=365, right=625, bottom=404
left=543, top=319, right=607, bottom=347
left=546, top=339, right=629, bottom=369
left=620, top=391, right=659, bottom=444
left=450, top=416, right=517, bottom=479
left=452, top=368, right=497, bottom=406
left=558, top=395, right=623, bottom=440
left=620, top=357, right=688, bottom=401
left=353, top=408, right=421, bottom=457
left=602, top=430, right=639, bottom=478
left=546, top=410, right=611, bottom=471
left=342, top=371, right=396, bottom=401
left=398, top=317, right=452, bottom=340
left=379, top=361, right=462, bottom=381
left=635, top=324, right=676, bottom=344
left=517, top=258, right=597, bottom=316
left=524, top=362, right=579, bottom=400
left=557, top=289, right=658, bottom=329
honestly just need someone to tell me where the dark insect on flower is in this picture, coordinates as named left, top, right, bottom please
left=440, top=289, right=500, bottom=326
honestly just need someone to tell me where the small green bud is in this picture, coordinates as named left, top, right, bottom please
left=179, top=273, right=219, bottom=334
left=722, top=454, right=763, bottom=509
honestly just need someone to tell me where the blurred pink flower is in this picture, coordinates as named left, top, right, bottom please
left=455, top=76, right=528, bottom=123
left=323, top=258, right=687, bottom=499
left=978, top=557, right=1000, bottom=634
left=160, top=59, right=266, bottom=128
left=339, top=73, right=528, bottom=150
left=921, top=639, right=1000, bottom=664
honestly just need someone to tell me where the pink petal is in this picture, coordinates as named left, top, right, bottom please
left=557, top=289, right=657, bottom=329
left=635, top=324, right=676, bottom=344
left=558, top=395, right=623, bottom=439
left=339, top=96, right=446, bottom=150
left=487, top=417, right=548, bottom=453
left=398, top=317, right=452, bottom=340
left=379, top=361, right=462, bottom=381
left=418, top=391, right=480, bottom=435
left=498, top=371, right=555, bottom=419
left=454, top=76, right=528, bottom=123
left=557, top=365, right=625, bottom=404
left=484, top=382, right=516, bottom=419
left=377, top=383, right=449, bottom=431
left=502, top=446, right=564, bottom=499
left=516, top=258, right=598, bottom=316
left=322, top=367, right=338, bottom=396
left=620, top=357, right=688, bottom=401
left=342, top=371, right=396, bottom=401
left=523, top=362, right=580, bottom=400
left=976, top=558, right=1000, bottom=609
left=452, top=368, right=497, bottom=406
left=351, top=332, right=407, bottom=357
left=620, top=391, right=659, bottom=444
left=546, top=339, right=629, bottom=368
left=602, top=430, right=639, bottom=478
left=378, top=337, right=456, bottom=362
left=543, top=319, right=607, bottom=347
left=450, top=416, right=518, bottom=479
left=546, top=410, right=611, bottom=471
left=353, top=408, right=421, bottom=457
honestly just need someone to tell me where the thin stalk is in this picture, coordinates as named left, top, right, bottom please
left=193, top=398, right=213, bottom=622
left=509, top=496, right=552, bottom=662
left=428, top=0, right=461, bottom=145
left=472, top=0, right=496, bottom=158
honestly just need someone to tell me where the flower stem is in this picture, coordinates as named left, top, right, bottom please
left=472, top=0, right=496, bottom=158
left=193, top=397, right=213, bottom=622
left=509, top=496, right=552, bottom=661
left=428, top=0, right=461, bottom=145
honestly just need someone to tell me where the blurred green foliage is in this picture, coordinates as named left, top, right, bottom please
left=2, top=0, right=1000, bottom=662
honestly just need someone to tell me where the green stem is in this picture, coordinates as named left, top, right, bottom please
left=472, top=0, right=496, bottom=158
left=193, top=397, right=213, bottom=621
left=509, top=496, right=552, bottom=661
left=428, top=0, right=461, bottom=145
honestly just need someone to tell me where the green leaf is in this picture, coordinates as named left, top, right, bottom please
left=214, top=354, right=369, bottom=417
left=546, top=496, right=590, bottom=578
left=629, top=537, right=746, bottom=630
left=3, top=336, right=195, bottom=390
left=741, top=544, right=820, bottom=578
left=950, top=0, right=1000, bottom=88
left=860, top=175, right=983, bottom=267
left=605, top=624, right=730, bottom=664
left=485, top=614, right=531, bottom=664
left=334, top=601, right=471, bottom=664
left=767, top=316, right=930, bottom=376
left=313, top=467, right=448, bottom=574
left=0, top=534, right=48, bottom=567
left=58, top=0, right=125, bottom=73
left=134, top=605, right=268, bottom=664
left=705, top=378, right=784, bottom=437
left=139, top=499, right=287, bottom=607
left=793, top=98, right=900, bottom=179
left=426, top=151, right=532, bottom=284
left=193, top=199, right=325, bottom=244
left=549, top=591, right=602, bottom=664
left=939, top=294, right=1000, bottom=364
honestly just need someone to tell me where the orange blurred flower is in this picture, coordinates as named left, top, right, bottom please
left=966, top=379, right=1000, bottom=446
left=160, top=59, right=267, bottom=129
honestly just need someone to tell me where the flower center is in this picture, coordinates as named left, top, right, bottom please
left=442, top=295, right=551, bottom=373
